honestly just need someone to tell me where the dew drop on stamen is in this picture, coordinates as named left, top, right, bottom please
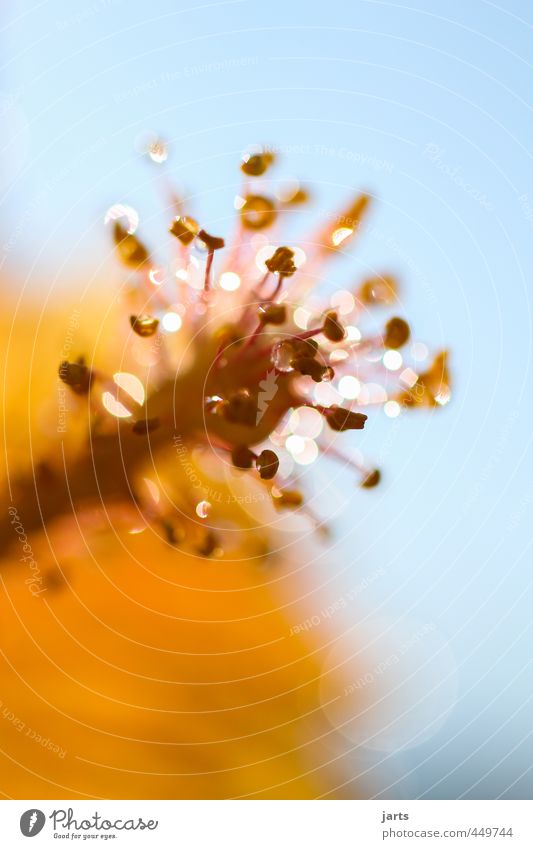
left=271, top=340, right=295, bottom=373
left=102, top=392, right=132, bottom=418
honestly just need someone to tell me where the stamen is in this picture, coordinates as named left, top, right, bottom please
left=58, top=359, right=92, bottom=395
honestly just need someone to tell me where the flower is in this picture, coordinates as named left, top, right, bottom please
left=0, top=142, right=453, bottom=801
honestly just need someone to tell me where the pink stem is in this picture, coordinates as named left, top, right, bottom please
left=241, top=321, right=263, bottom=351
left=318, top=442, right=370, bottom=476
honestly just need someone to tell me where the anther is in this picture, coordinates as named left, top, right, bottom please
left=384, top=317, right=410, bottom=349
left=130, top=315, right=159, bottom=337
left=113, top=221, right=149, bottom=267
left=272, top=489, right=303, bottom=509
left=265, top=246, right=296, bottom=277
left=240, top=152, right=274, bottom=177
left=198, top=229, right=225, bottom=252
left=322, top=311, right=346, bottom=343
left=324, top=406, right=367, bottom=432
left=231, top=445, right=256, bottom=469
left=58, top=359, right=92, bottom=395
left=256, top=449, right=279, bottom=480
left=169, top=216, right=199, bottom=245
left=257, top=303, right=287, bottom=326
left=360, top=469, right=381, bottom=488
left=241, top=195, right=276, bottom=230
